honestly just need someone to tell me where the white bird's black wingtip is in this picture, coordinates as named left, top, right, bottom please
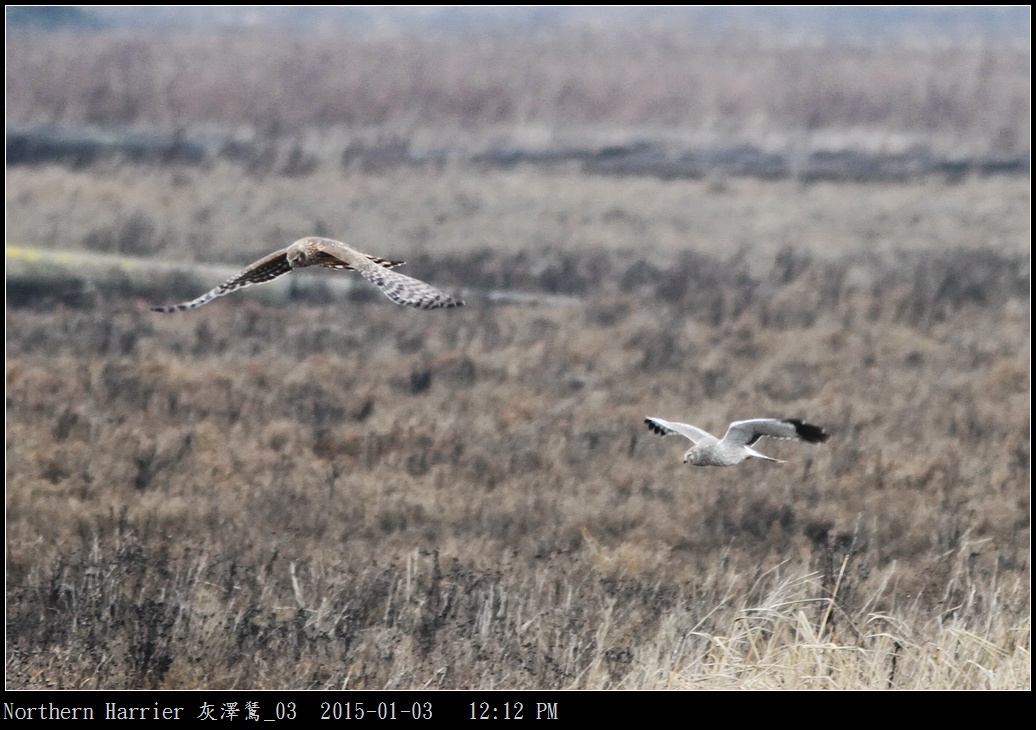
left=644, top=417, right=667, bottom=436
left=784, top=419, right=830, bottom=444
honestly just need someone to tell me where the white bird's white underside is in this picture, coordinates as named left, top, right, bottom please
left=645, top=416, right=829, bottom=467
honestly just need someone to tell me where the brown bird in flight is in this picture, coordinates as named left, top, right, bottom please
left=152, top=236, right=464, bottom=312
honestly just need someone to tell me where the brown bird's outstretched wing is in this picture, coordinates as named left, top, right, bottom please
left=312, top=238, right=464, bottom=310
left=152, top=248, right=293, bottom=312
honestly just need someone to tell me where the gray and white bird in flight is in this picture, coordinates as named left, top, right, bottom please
left=644, top=416, right=829, bottom=466
left=152, top=236, right=463, bottom=312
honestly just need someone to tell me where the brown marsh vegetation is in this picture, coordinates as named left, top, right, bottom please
left=7, top=17, right=1030, bottom=155
left=5, top=17, right=1031, bottom=690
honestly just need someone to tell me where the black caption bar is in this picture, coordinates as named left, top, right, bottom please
left=3, top=690, right=692, bottom=723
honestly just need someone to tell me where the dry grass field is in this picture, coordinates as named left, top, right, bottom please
left=7, top=165, right=1029, bottom=689
left=5, top=17, right=1031, bottom=690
